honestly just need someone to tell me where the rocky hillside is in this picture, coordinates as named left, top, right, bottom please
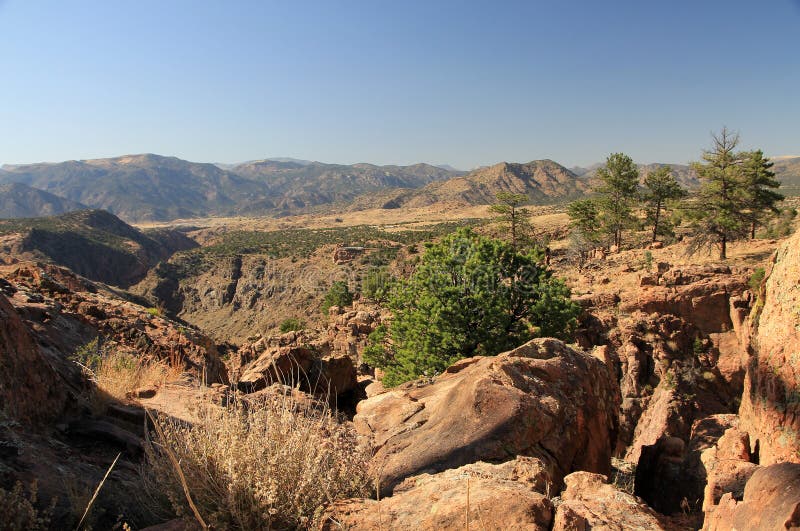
left=773, top=156, right=800, bottom=195
left=0, top=209, right=197, bottom=287
left=0, top=154, right=460, bottom=221
left=373, top=159, right=591, bottom=209
left=0, top=182, right=86, bottom=219
left=0, top=154, right=271, bottom=222
left=232, top=160, right=459, bottom=212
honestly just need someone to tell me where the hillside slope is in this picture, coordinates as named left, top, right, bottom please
left=389, top=159, right=590, bottom=208
left=0, top=209, right=197, bottom=287
left=0, top=182, right=87, bottom=218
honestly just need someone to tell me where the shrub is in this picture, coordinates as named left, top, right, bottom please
left=279, top=318, right=306, bottom=333
left=366, top=228, right=580, bottom=386
left=144, top=394, right=371, bottom=530
left=0, top=482, right=55, bottom=531
left=321, top=281, right=353, bottom=314
left=361, top=267, right=393, bottom=302
left=748, top=267, right=766, bottom=292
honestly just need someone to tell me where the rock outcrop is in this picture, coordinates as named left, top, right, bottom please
left=355, top=338, right=620, bottom=494
left=321, top=457, right=554, bottom=530
left=738, top=228, right=800, bottom=465
left=553, top=472, right=667, bottom=530
left=1, top=262, right=228, bottom=385
left=703, top=463, right=800, bottom=530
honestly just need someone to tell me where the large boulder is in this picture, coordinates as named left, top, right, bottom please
left=553, top=472, right=667, bottom=530
left=703, top=463, right=800, bottom=530
left=355, top=338, right=620, bottom=493
left=320, top=457, right=554, bottom=530
left=739, top=229, right=800, bottom=465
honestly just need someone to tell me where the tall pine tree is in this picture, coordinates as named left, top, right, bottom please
left=740, top=150, right=783, bottom=238
left=641, top=166, right=687, bottom=243
left=594, top=153, right=639, bottom=250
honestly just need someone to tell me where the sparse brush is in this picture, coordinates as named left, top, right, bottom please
left=0, top=481, right=56, bottom=531
left=143, top=392, right=372, bottom=530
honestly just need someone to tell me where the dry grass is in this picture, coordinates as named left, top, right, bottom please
left=94, top=354, right=183, bottom=403
left=143, top=392, right=372, bottom=530
left=73, top=339, right=184, bottom=411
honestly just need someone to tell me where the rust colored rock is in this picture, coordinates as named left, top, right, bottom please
left=553, top=472, right=666, bottom=531
left=355, top=338, right=620, bottom=494
left=237, top=345, right=315, bottom=392
left=320, top=458, right=554, bottom=531
left=700, top=422, right=759, bottom=515
left=739, top=229, right=800, bottom=465
left=703, top=463, right=800, bottom=531
left=0, top=292, right=72, bottom=425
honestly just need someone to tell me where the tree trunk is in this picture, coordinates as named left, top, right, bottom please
left=750, top=221, right=756, bottom=240
left=511, top=207, right=517, bottom=250
left=720, top=235, right=727, bottom=260
left=652, top=201, right=661, bottom=243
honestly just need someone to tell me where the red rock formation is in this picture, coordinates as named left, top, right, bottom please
left=738, top=228, right=800, bottom=465
left=703, top=463, right=800, bottom=530
left=320, top=458, right=554, bottom=531
left=354, top=338, right=620, bottom=494
left=553, top=472, right=667, bottom=530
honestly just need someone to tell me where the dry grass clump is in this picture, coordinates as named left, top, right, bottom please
left=73, top=338, right=183, bottom=408
left=143, top=393, right=372, bottom=530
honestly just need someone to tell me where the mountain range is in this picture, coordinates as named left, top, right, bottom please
left=1, top=154, right=798, bottom=222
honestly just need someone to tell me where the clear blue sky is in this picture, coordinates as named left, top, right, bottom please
left=1, top=0, right=798, bottom=169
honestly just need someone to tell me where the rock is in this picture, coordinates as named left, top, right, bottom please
left=739, top=229, right=800, bottom=465
left=320, top=458, right=554, bottom=531
left=649, top=241, right=664, bottom=249
left=553, top=472, right=666, bottom=530
left=311, top=353, right=358, bottom=397
left=355, top=338, right=620, bottom=494
left=700, top=422, right=759, bottom=515
left=703, top=463, right=800, bottom=530
left=236, top=346, right=315, bottom=392
left=0, top=292, right=72, bottom=425
left=620, top=266, right=748, bottom=335
left=131, top=387, right=157, bottom=399
left=67, top=418, right=143, bottom=456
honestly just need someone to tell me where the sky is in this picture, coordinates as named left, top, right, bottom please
left=0, top=1, right=798, bottom=169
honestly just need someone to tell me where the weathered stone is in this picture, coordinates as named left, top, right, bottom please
left=320, top=458, right=554, bottom=531
left=355, top=338, right=620, bottom=494
left=553, top=472, right=666, bottom=530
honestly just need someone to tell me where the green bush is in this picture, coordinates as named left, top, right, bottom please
left=748, top=267, right=766, bottom=292
left=361, top=267, right=393, bottom=302
left=365, top=228, right=580, bottom=386
left=321, top=281, right=353, bottom=314
left=279, top=318, right=306, bottom=333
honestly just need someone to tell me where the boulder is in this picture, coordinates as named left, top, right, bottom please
left=553, top=472, right=666, bottom=530
left=703, top=463, right=800, bottom=530
left=236, top=346, right=315, bottom=392
left=320, top=458, right=554, bottom=531
left=355, top=338, right=620, bottom=494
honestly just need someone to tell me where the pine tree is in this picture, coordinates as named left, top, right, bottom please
left=594, top=153, right=639, bottom=250
left=489, top=192, right=530, bottom=249
left=740, top=150, right=783, bottom=239
left=641, top=166, right=687, bottom=243
left=364, top=228, right=579, bottom=386
left=689, top=128, right=748, bottom=259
